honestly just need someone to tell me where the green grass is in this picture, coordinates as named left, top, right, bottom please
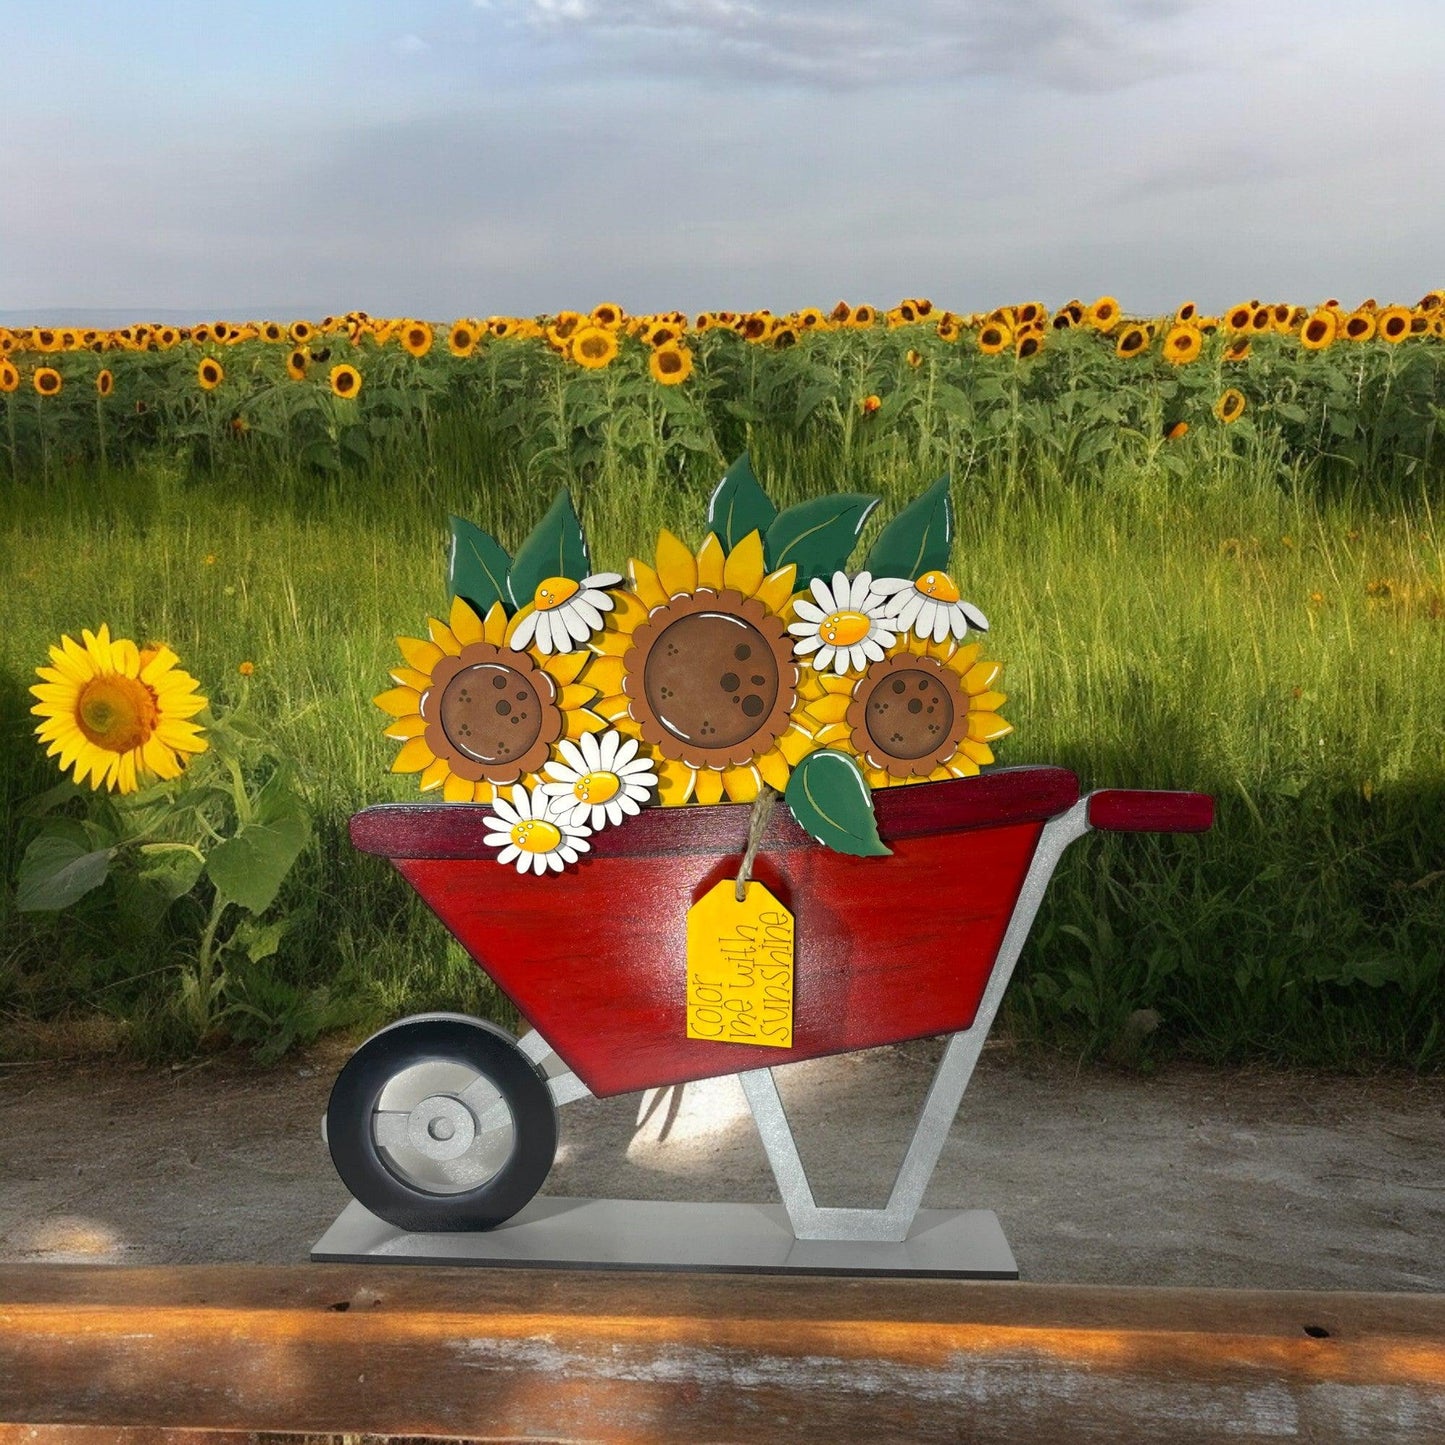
left=1, top=415, right=1442, bottom=1068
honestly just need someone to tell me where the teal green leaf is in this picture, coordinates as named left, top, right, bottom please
left=707, top=454, right=777, bottom=551
left=448, top=515, right=512, bottom=615
left=784, top=750, right=891, bottom=858
left=16, top=832, right=115, bottom=911
left=507, top=489, right=591, bottom=610
left=766, top=494, right=880, bottom=586
left=866, top=475, right=953, bottom=579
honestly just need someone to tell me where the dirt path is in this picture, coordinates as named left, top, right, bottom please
left=2, top=1039, right=1441, bottom=1290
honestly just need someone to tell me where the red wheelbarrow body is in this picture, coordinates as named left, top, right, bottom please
left=350, top=767, right=1212, bottom=1100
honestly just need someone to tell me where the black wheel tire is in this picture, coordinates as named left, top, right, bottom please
left=326, top=1014, right=557, bottom=1232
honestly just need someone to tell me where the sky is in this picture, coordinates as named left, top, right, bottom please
left=2, top=0, right=1442, bottom=320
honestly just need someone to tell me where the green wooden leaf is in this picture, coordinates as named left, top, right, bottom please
left=765, top=494, right=880, bottom=586
left=866, top=475, right=953, bottom=580
left=707, top=453, right=777, bottom=552
left=507, top=488, right=591, bottom=610
left=784, top=750, right=891, bottom=858
left=16, top=832, right=115, bottom=911
left=448, top=515, right=512, bottom=615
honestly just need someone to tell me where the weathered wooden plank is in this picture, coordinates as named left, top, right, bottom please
left=1, top=1266, right=1441, bottom=1443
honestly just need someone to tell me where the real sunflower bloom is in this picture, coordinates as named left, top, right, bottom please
left=1015, top=332, right=1043, bottom=359
left=1377, top=307, right=1411, bottom=343
left=329, top=364, right=362, bottom=398
left=448, top=320, right=478, bottom=357
left=289, top=320, right=315, bottom=344
left=648, top=342, right=693, bottom=385
left=590, top=530, right=815, bottom=806
left=1342, top=310, right=1375, bottom=342
left=33, top=367, right=63, bottom=396
left=936, top=317, right=961, bottom=342
left=1163, top=325, right=1203, bottom=365
left=0, top=359, right=19, bottom=393
left=30, top=626, right=208, bottom=794
left=1115, top=324, right=1150, bottom=358
left=1223, top=338, right=1252, bottom=362
left=261, top=321, right=285, bottom=344
left=850, top=305, right=877, bottom=328
left=375, top=595, right=607, bottom=804
left=1225, top=304, right=1255, bottom=333
left=570, top=326, right=619, bottom=369
left=1086, top=297, right=1120, bottom=332
left=590, top=302, right=625, bottom=328
left=1214, top=389, right=1246, bottom=423
left=1176, top=301, right=1197, bottom=323
left=95, top=369, right=114, bottom=397
left=197, top=358, right=223, bottom=390
left=977, top=323, right=1011, bottom=356
left=797, top=636, right=1008, bottom=790
left=1164, top=420, right=1189, bottom=441
left=286, top=349, right=309, bottom=381
left=1300, top=311, right=1337, bottom=350
left=401, top=320, right=434, bottom=357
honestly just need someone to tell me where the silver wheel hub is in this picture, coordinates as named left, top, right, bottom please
left=407, top=1094, right=476, bottom=1161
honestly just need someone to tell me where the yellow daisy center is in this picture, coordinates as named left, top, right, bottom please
left=573, top=769, right=621, bottom=805
left=534, top=576, right=581, bottom=612
left=76, top=674, right=158, bottom=754
left=915, top=570, right=960, bottom=604
left=510, top=817, right=562, bottom=854
left=820, top=610, right=873, bottom=646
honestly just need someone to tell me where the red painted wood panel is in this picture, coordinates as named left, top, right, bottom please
left=1088, top=789, right=1214, bottom=834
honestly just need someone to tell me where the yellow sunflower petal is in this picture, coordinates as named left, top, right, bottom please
left=116, top=752, right=140, bottom=795
left=948, top=644, right=984, bottom=678
left=722, top=765, right=761, bottom=802
left=143, top=737, right=182, bottom=780
left=419, top=757, right=450, bottom=791
left=972, top=690, right=1007, bottom=713
left=596, top=694, right=632, bottom=723
left=806, top=693, right=851, bottom=725
left=483, top=601, right=509, bottom=645
left=722, top=531, right=766, bottom=596
left=655, top=529, right=698, bottom=596
left=111, top=638, right=141, bottom=675
left=966, top=713, right=1013, bottom=743
left=629, top=558, right=669, bottom=612
left=776, top=725, right=815, bottom=765
left=449, top=595, right=486, bottom=646
left=443, top=772, right=475, bottom=802
left=472, top=781, right=494, bottom=803
left=565, top=709, right=607, bottom=737
left=428, top=617, right=461, bottom=655
left=756, top=748, right=791, bottom=792
left=139, top=645, right=181, bottom=685
left=389, top=666, right=433, bottom=692
left=44, top=647, right=91, bottom=685
left=948, top=757, right=981, bottom=777
left=696, top=532, right=726, bottom=589
left=543, top=651, right=589, bottom=686
left=811, top=721, right=852, bottom=748
left=505, top=606, right=535, bottom=649
left=694, top=768, right=725, bottom=805
left=383, top=714, right=427, bottom=740
left=390, top=737, right=436, bottom=773
left=753, top=564, right=799, bottom=614
left=558, top=683, right=596, bottom=711
left=657, top=758, right=696, bottom=806
left=375, top=685, right=422, bottom=717
left=82, top=626, right=113, bottom=672
left=608, top=589, right=650, bottom=633
left=962, top=657, right=1001, bottom=691
left=585, top=655, right=626, bottom=694
left=595, top=629, right=635, bottom=657
left=959, top=740, right=994, bottom=767
left=819, top=673, right=855, bottom=695
left=397, top=635, right=444, bottom=673
left=864, top=766, right=893, bottom=789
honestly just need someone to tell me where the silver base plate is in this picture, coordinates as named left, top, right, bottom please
left=312, top=1196, right=1018, bottom=1278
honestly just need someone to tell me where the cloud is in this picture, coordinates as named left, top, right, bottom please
left=476, top=0, right=1206, bottom=90
left=392, top=33, right=432, bottom=57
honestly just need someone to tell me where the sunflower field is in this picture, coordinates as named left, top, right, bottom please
left=1, top=294, right=1442, bottom=1070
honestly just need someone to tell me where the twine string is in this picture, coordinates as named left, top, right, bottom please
left=735, top=785, right=779, bottom=901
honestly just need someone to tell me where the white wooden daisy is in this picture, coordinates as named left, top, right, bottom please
left=541, top=729, right=659, bottom=829
left=871, top=570, right=989, bottom=644
left=482, top=782, right=592, bottom=875
left=788, top=570, right=897, bottom=675
left=510, top=572, right=624, bottom=654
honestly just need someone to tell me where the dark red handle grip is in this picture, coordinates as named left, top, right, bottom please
left=1087, top=790, right=1214, bottom=833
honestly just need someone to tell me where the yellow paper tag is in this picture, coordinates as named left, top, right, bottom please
left=686, top=880, right=794, bottom=1049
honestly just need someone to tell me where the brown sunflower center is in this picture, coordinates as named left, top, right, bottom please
left=865, top=669, right=955, bottom=760
left=643, top=612, right=779, bottom=750
left=439, top=663, right=544, bottom=766
left=76, top=675, right=158, bottom=754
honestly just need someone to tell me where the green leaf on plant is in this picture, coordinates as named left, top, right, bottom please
left=449, top=515, right=512, bottom=616
left=137, top=845, right=206, bottom=902
left=231, top=916, right=289, bottom=963
left=16, top=832, right=115, bottom=911
left=507, top=488, right=590, bottom=609
left=205, top=770, right=311, bottom=915
left=766, top=493, right=880, bottom=586
left=784, top=750, right=891, bottom=857
left=866, top=475, right=953, bottom=580
left=707, top=453, right=778, bottom=552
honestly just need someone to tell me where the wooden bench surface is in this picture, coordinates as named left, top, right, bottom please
left=1, top=1264, right=1442, bottom=1443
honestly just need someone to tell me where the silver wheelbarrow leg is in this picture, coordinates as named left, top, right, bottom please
left=741, top=799, right=1092, bottom=1243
